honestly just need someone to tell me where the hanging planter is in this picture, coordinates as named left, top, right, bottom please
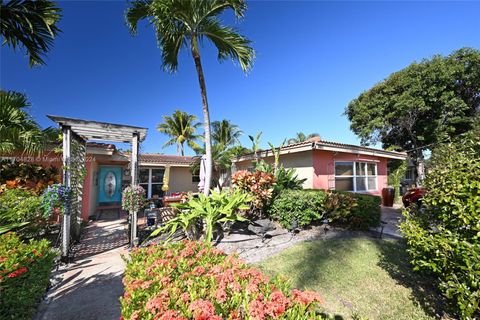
left=122, top=185, right=146, bottom=212
left=40, top=184, right=72, bottom=222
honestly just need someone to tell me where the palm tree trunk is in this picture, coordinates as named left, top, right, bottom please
left=180, top=142, right=185, bottom=156
left=192, top=49, right=213, bottom=195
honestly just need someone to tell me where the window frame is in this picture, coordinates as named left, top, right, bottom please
left=334, top=161, right=377, bottom=192
left=138, top=167, right=164, bottom=198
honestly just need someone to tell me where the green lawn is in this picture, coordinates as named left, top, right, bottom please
left=257, top=237, right=448, bottom=320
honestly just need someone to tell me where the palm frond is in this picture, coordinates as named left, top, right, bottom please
left=1, top=0, right=61, bottom=66
left=125, top=0, right=152, bottom=35
left=199, top=17, right=254, bottom=72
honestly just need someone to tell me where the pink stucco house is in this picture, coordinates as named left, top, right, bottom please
left=232, top=139, right=407, bottom=200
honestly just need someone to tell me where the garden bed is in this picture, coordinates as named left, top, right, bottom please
left=0, top=233, right=57, bottom=320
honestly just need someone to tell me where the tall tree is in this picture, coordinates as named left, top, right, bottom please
left=345, top=47, right=480, bottom=185
left=157, top=110, right=201, bottom=156
left=126, top=0, right=255, bottom=195
left=287, top=132, right=321, bottom=144
left=1, top=0, right=61, bottom=67
left=211, top=119, right=242, bottom=147
left=0, top=90, right=57, bottom=154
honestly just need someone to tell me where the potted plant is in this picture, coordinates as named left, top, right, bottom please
left=122, top=185, right=146, bottom=213
left=40, top=184, right=72, bottom=223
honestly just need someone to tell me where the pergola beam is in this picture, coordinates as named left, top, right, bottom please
left=47, top=115, right=148, bottom=258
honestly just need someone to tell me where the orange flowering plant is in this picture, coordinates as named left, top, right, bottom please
left=0, top=232, right=56, bottom=319
left=121, top=240, right=326, bottom=320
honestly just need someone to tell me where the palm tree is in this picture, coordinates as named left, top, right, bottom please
left=157, top=110, right=202, bottom=156
left=1, top=0, right=62, bottom=67
left=211, top=119, right=242, bottom=147
left=126, top=0, right=255, bottom=195
left=0, top=90, right=55, bottom=154
left=287, top=132, right=321, bottom=144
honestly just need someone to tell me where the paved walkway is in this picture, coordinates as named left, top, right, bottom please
left=35, top=217, right=128, bottom=320
left=380, top=204, right=404, bottom=238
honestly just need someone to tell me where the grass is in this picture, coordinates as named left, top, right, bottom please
left=256, top=237, right=448, bottom=320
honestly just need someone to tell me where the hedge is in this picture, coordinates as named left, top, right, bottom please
left=121, top=240, right=327, bottom=319
left=0, top=232, right=56, bottom=319
left=266, top=190, right=327, bottom=229
left=266, top=189, right=381, bottom=230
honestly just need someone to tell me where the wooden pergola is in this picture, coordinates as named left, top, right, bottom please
left=48, top=115, right=147, bottom=260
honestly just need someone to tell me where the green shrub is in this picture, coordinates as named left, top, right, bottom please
left=0, top=232, right=56, bottom=319
left=266, top=189, right=327, bottom=229
left=400, top=127, right=480, bottom=319
left=0, top=189, right=47, bottom=237
left=121, top=240, right=326, bottom=319
left=268, top=189, right=381, bottom=230
left=331, top=191, right=381, bottom=230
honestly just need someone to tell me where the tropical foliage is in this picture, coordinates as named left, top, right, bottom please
left=345, top=47, right=480, bottom=185
left=0, top=232, right=56, bottom=320
left=122, top=185, right=147, bottom=213
left=0, top=90, right=59, bottom=155
left=0, top=0, right=62, bottom=66
left=157, top=110, right=202, bottom=156
left=211, top=119, right=242, bottom=147
left=191, top=119, right=248, bottom=189
left=287, top=132, right=321, bottom=145
left=126, top=0, right=255, bottom=195
left=231, top=170, right=276, bottom=215
left=121, top=241, right=326, bottom=320
left=152, top=190, right=252, bottom=242
left=0, top=189, right=44, bottom=236
left=400, top=124, right=480, bottom=319
left=0, top=160, right=60, bottom=194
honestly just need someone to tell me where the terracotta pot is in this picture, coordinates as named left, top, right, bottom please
left=49, top=207, right=62, bottom=224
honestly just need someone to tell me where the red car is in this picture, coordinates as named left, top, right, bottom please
left=402, top=188, right=427, bottom=207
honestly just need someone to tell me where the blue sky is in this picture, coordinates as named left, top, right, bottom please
left=2, top=1, right=479, bottom=155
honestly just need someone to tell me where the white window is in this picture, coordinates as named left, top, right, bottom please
left=139, top=168, right=164, bottom=198
left=334, top=161, right=377, bottom=192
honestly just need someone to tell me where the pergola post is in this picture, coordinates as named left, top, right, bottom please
left=61, top=125, right=72, bottom=261
left=130, top=132, right=139, bottom=246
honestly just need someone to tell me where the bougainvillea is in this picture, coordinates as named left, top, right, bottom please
left=121, top=240, right=326, bottom=320
left=0, top=232, right=56, bottom=319
left=231, top=170, right=275, bottom=214
left=122, top=185, right=146, bottom=212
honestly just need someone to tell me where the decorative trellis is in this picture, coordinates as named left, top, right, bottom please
left=69, top=135, right=86, bottom=241
left=49, top=115, right=147, bottom=261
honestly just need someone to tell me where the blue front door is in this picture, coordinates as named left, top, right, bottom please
left=98, top=166, right=122, bottom=204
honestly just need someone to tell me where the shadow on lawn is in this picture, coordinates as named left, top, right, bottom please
left=373, top=239, right=451, bottom=319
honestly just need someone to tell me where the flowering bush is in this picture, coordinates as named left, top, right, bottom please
left=121, top=240, right=326, bottom=320
left=40, top=183, right=72, bottom=217
left=0, top=232, right=56, bottom=319
left=122, top=185, right=146, bottom=212
left=232, top=170, right=275, bottom=214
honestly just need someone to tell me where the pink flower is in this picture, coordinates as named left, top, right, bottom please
left=156, top=310, right=187, bottom=320
left=292, top=289, right=323, bottom=306
left=248, top=299, right=265, bottom=320
left=214, top=287, right=227, bottom=303
left=188, top=299, right=215, bottom=320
